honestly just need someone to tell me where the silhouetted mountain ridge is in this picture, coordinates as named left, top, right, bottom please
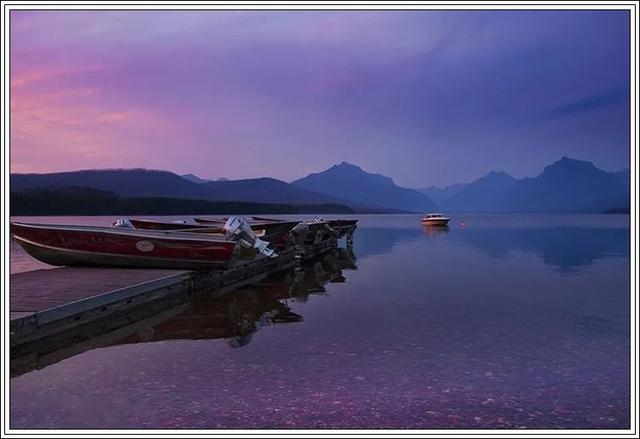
left=181, top=173, right=212, bottom=184
left=200, top=177, right=354, bottom=205
left=10, top=169, right=351, bottom=206
left=439, top=171, right=518, bottom=212
left=292, top=161, right=434, bottom=212
left=11, top=169, right=214, bottom=199
left=430, top=157, right=629, bottom=213
left=10, top=157, right=629, bottom=214
left=418, top=183, right=468, bottom=204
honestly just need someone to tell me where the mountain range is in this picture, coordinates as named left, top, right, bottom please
left=11, top=169, right=351, bottom=206
left=292, top=162, right=434, bottom=212
left=427, top=157, right=629, bottom=213
left=10, top=157, right=630, bottom=213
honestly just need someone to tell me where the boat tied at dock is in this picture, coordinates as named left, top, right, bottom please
left=11, top=217, right=273, bottom=270
left=11, top=216, right=358, bottom=270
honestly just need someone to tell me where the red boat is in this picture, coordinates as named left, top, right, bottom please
left=11, top=222, right=257, bottom=270
left=122, top=218, right=302, bottom=249
left=239, top=217, right=338, bottom=245
left=251, top=216, right=358, bottom=239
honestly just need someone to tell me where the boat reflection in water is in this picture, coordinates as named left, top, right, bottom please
left=421, top=224, right=450, bottom=238
left=259, top=247, right=356, bottom=302
left=11, top=248, right=357, bottom=377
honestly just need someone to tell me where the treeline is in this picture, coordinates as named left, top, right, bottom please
left=603, top=207, right=631, bottom=214
left=10, top=186, right=355, bottom=216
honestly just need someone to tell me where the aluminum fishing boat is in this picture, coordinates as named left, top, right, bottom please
left=195, top=216, right=344, bottom=246
left=120, top=218, right=209, bottom=231
left=123, top=218, right=301, bottom=249
left=11, top=220, right=271, bottom=270
left=251, top=216, right=358, bottom=239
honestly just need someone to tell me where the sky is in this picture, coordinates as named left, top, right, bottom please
left=10, top=10, right=630, bottom=187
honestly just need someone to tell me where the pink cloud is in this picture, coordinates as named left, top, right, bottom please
left=10, top=64, right=182, bottom=173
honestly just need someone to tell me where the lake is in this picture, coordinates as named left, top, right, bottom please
left=9, top=214, right=631, bottom=429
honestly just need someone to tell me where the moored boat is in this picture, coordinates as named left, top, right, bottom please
left=324, top=219, right=358, bottom=238
left=124, top=218, right=301, bottom=249
left=420, top=213, right=450, bottom=227
left=219, top=216, right=335, bottom=246
left=196, top=216, right=345, bottom=246
left=193, top=217, right=228, bottom=225
left=11, top=222, right=263, bottom=270
left=250, top=216, right=358, bottom=239
left=120, top=218, right=208, bottom=231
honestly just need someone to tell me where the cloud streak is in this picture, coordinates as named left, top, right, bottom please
left=548, top=89, right=629, bottom=116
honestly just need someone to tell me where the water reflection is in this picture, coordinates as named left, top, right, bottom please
left=451, top=227, right=629, bottom=273
left=357, top=221, right=628, bottom=273
left=260, top=248, right=356, bottom=302
left=420, top=224, right=450, bottom=238
left=351, top=227, right=421, bottom=259
left=11, top=248, right=357, bottom=377
left=10, top=216, right=630, bottom=429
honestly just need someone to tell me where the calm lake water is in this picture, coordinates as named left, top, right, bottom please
left=10, top=214, right=631, bottom=429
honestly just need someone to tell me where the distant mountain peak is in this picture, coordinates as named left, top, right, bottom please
left=485, top=170, right=514, bottom=178
left=292, top=162, right=433, bottom=212
left=333, top=161, right=364, bottom=171
left=181, top=173, right=212, bottom=184
left=476, top=170, right=516, bottom=184
left=554, top=156, right=595, bottom=167
left=543, top=156, right=598, bottom=176
left=181, top=174, right=228, bottom=184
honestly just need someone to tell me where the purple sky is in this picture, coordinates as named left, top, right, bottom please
left=10, top=10, right=630, bottom=187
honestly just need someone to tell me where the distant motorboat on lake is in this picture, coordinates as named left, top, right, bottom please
left=421, top=213, right=451, bottom=227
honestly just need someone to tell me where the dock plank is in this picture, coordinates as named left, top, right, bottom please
left=10, top=268, right=186, bottom=316
left=9, top=236, right=339, bottom=349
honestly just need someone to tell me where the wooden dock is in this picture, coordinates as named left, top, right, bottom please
left=10, top=236, right=341, bottom=351
left=11, top=247, right=357, bottom=377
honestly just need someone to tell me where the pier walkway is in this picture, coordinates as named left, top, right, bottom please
left=10, top=236, right=339, bottom=350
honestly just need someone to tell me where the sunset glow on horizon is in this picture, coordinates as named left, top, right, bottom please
left=10, top=10, right=630, bottom=187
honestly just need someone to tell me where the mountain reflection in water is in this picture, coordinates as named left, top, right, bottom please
left=353, top=217, right=628, bottom=273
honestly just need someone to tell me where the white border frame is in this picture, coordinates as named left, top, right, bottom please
left=1, top=1, right=637, bottom=437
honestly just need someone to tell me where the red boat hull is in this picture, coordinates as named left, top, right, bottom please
left=11, top=223, right=240, bottom=270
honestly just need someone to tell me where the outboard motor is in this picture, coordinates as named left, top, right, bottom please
left=288, top=222, right=310, bottom=250
left=112, top=218, right=134, bottom=228
left=223, top=216, right=277, bottom=258
left=312, top=215, right=338, bottom=238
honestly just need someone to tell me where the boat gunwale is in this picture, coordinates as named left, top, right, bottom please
left=11, top=222, right=235, bottom=243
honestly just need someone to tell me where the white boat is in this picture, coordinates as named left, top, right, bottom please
left=421, top=213, right=450, bottom=227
